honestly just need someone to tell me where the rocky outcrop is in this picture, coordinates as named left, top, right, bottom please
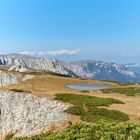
left=22, top=75, right=34, bottom=81
left=0, top=70, right=34, bottom=87
left=8, top=65, right=28, bottom=73
left=0, top=91, right=70, bottom=136
left=0, top=70, right=23, bottom=87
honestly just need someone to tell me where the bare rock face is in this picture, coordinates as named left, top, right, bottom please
left=0, top=91, right=70, bottom=136
left=0, top=70, right=34, bottom=88
left=22, top=75, right=34, bottom=81
left=0, top=70, right=23, bottom=87
left=0, top=54, right=74, bottom=76
left=8, top=65, right=28, bottom=73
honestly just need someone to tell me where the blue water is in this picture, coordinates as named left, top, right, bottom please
left=66, top=84, right=109, bottom=91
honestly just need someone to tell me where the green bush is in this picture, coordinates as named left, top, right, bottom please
left=10, top=89, right=25, bottom=92
left=80, top=90, right=90, bottom=93
left=5, top=133, right=14, bottom=140
left=102, top=87, right=140, bottom=96
left=54, top=93, right=128, bottom=122
left=11, top=123, right=140, bottom=140
left=119, top=82, right=136, bottom=86
left=10, top=89, right=32, bottom=93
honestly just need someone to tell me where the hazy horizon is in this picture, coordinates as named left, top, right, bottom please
left=0, top=52, right=138, bottom=65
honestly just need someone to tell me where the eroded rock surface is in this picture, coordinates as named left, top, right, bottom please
left=0, top=54, right=75, bottom=77
left=0, top=91, right=70, bottom=136
left=0, top=70, right=34, bottom=87
left=0, top=70, right=23, bottom=87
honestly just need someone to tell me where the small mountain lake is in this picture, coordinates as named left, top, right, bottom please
left=66, top=84, right=110, bottom=91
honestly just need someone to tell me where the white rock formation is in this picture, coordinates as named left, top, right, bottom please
left=0, top=70, right=23, bottom=87
left=8, top=65, right=28, bottom=73
left=0, top=70, right=34, bottom=87
left=0, top=91, right=70, bottom=136
left=22, top=75, right=34, bottom=81
left=0, top=54, right=74, bottom=76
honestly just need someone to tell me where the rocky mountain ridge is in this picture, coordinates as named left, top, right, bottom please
left=0, top=54, right=139, bottom=82
left=0, top=54, right=76, bottom=77
left=61, top=60, right=139, bottom=82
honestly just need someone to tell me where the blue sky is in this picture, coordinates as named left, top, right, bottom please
left=0, top=0, right=140, bottom=63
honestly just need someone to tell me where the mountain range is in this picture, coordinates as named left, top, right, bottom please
left=125, top=63, right=140, bottom=75
left=0, top=54, right=139, bottom=83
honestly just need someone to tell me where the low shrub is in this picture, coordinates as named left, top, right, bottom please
left=80, top=90, right=89, bottom=93
left=54, top=93, right=128, bottom=122
left=102, top=87, right=140, bottom=96
left=11, top=123, right=140, bottom=140
left=10, top=89, right=32, bottom=93
left=4, top=133, right=14, bottom=140
left=119, top=82, right=136, bottom=86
